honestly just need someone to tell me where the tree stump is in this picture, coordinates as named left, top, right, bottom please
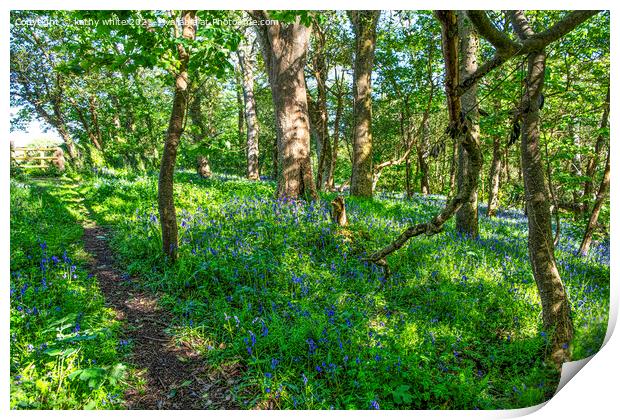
left=53, top=147, right=65, bottom=171
left=196, top=155, right=212, bottom=178
left=330, top=196, right=348, bottom=226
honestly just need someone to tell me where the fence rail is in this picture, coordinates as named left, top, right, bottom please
left=10, top=145, right=65, bottom=171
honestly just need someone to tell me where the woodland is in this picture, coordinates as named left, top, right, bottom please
left=9, top=10, right=610, bottom=410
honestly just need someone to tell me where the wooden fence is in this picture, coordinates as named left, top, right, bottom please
left=10, top=145, right=65, bottom=171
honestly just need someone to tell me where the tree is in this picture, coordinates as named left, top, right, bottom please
left=486, top=135, right=502, bottom=217
left=583, top=84, right=610, bottom=204
left=510, top=10, right=573, bottom=366
left=237, top=28, right=261, bottom=181
left=10, top=12, right=80, bottom=160
left=579, top=134, right=610, bottom=255
left=456, top=11, right=480, bottom=238
left=367, top=10, right=598, bottom=369
left=465, top=9, right=598, bottom=366
left=348, top=10, right=381, bottom=197
left=158, top=10, right=197, bottom=260
left=366, top=11, right=482, bottom=268
left=308, top=18, right=332, bottom=191
left=250, top=11, right=318, bottom=200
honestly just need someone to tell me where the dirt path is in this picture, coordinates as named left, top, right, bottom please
left=82, top=224, right=239, bottom=409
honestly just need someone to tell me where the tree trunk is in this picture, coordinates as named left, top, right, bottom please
left=237, top=35, right=260, bottom=181
left=522, top=50, right=573, bottom=366
left=89, top=95, right=103, bottom=149
left=311, top=21, right=332, bottom=191
left=418, top=118, right=431, bottom=195
left=328, top=77, right=344, bottom=190
left=568, top=122, right=584, bottom=214
left=367, top=11, right=482, bottom=265
left=158, top=10, right=196, bottom=261
left=510, top=10, right=573, bottom=367
left=251, top=12, right=317, bottom=199
left=579, top=145, right=610, bottom=255
left=487, top=136, right=502, bottom=217
left=401, top=110, right=412, bottom=198
left=235, top=69, right=245, bottom=158
left=448, top=136, right=457, bottom=196
left=348, top=11, right=380, bottom=198
left=583, top=84, right=610, bottom=204
left=56, top=125, right=79, bottom=161
left=456, top=11, right=480, bottom=238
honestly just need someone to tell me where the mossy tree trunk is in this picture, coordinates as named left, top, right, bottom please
left=158, top=10, right=196, bottom=261
left=348, top=10, right=380, bottom=198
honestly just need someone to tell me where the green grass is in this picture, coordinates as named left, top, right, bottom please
left=10, top=178, right=128, bottom=409
left=68, top=170, right=609, bottom=410
left=11, top=172, right=609, bottom=409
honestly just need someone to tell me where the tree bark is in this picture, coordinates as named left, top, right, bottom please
left=418, top=118, right=431, bottom=195
left=456, top=11, right=480, bottom=238
left=366, top=11, right=482, bottom=268
left=158, top=10, right=196, bottom=261
left=68, top=97, right=102, bottom=151
left=311, top=21, right=332, bottom=191
left=328, top=73, right=345, bottom=190
left=448, top=136, right=458, bottom=196
left=583, top=84, right=610, bottom=203
left=348, top=11, right=380, bottom=198
left=579, top=145, right=610, bottom=255
left=251, top=11, right=317, bottom=200
left=511, top=10, right=573, bottom=367
left=237, top=33, right=261, bottom=181
left=487, top=136, right=502, bottom=217
left=89, top=95, right=103, bottom=149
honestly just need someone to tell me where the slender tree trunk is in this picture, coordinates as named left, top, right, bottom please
left=89, top=95, right=103, bottom=149
left=237, top=36, right=260, bottom=181
left=583, top=84, right=610, bottom=204
left=418, top=118, right=431, bottom=195
left=510, top=10, right=573, bottom=367
left=251, top=11, right=317, bottom=199
left=158, top=10, right=196, bottom=261
left=456, top=11, right=480, bottom=238
left=328, top=80, right=344, bottom=190
left=235, top=70, right=245, bottom=157
left=502, top=143, right=510, bottom=183
left=579, top=145, right=610, bottom=255
left=367, top=11, right=482, bottom=265
left=568, top=122, right=584, bottom=214
left=521, top=50, right=573, bottom=366
left=348, top=11, right=380, bottom=198
left=68, top=97, right=102, bottom=151
left=311, top=22, right=332, bottom=191
left=487, top=136, right=502, bottom=217
left=47, top=98, right=79, bottom=161
left=401, top=110, right=413, bottom=198
left=448, top=137, right=457, bottom=196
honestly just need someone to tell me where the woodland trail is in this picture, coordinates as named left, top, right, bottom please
left=65, top=183, right=240, bottom=409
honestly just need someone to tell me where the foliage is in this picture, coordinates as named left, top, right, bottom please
left=10, top=179, right=128, bottom=409
left=78, top=171, right=609, bottom=409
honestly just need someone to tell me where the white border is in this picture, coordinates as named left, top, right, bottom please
left=2, top=2, right=617, bottom=419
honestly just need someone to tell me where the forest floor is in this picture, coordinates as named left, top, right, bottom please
left=10, top=172, right=611, bottom=410
left=82, top=223, right=239, bottom=409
